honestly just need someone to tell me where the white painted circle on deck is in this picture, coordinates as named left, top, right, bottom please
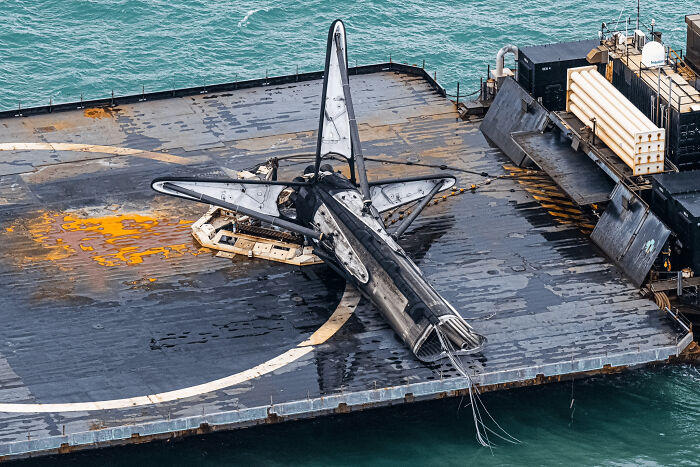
left=0, top=142, right=361, bottom=413
left=0, top=284, right=360, bottom=413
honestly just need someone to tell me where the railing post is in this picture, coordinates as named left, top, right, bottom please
left=456, top=82, right=460, bottom=106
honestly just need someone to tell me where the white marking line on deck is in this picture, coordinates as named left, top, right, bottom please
left=0, top=142, right=191, bottom=165
left=0, top=283, right=360, bottom=413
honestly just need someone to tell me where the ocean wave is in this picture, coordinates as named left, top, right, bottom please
left=238, top=7, right=270, bottom=28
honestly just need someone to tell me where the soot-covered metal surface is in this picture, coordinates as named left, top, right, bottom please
left=0, top=69, right=690, bottom=460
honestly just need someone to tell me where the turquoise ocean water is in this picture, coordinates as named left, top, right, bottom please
left=0, top=1, right=692, bottom=110
left=2, top=1, right=700, bottom=465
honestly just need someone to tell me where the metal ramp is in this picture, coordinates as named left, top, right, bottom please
left=513, top=129, right=614, bottom=205
left=590, top=183, right=671, bottom=287
left=480, top=77, right=549, bottom=166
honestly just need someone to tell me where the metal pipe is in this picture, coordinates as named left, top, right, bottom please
left=392, top=181, right=443, bottom=238
left=667, top=77, right=673, bottom=152
left=584, top=68, right=657, bottom=131
left=162, top=182, right=322, bottom=240
left=656, top=68, right=661, bottom=126
left=568, top=80, right=658, bottom=157
left=495, top=45, right=518, bottom=78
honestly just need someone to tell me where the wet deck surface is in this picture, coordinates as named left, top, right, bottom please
left=0, top=70, right=690, bottom=459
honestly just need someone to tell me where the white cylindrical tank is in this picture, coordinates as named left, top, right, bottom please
left=566, top=65, right=665, bottom=175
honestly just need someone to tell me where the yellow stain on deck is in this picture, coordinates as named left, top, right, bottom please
left=24, top=212, right=76, bottom=262
left=83, top=107, right=115, bottom=119
left=10, top=211, right=204, bottom=267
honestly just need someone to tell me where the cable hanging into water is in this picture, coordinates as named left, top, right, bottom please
left=434, top=326, right=520, bottom=449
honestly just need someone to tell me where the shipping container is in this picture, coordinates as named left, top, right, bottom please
left=610, top=58, right=700, bottom=169
left=686, top=14, right=700, bottom=74
left=651, top=170, right=700, bottom=273
left=517, top=39, right=600, bottom=110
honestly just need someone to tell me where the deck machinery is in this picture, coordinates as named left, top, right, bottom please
left=481, top=13, right=700, bottom=323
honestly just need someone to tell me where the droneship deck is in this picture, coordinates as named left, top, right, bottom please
left=0, top=64, right=692, bottom=460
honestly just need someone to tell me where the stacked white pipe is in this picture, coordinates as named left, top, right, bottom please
left=566, top=65, right=665, bottom=175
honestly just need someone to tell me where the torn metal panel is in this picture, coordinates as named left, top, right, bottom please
left=191, top=207, right=322, bottom=266
left=480, top=77, right=550, bottom=166
left=513, top=129, right=615, bottom=205
left=591, top=183, right=671, bottom=286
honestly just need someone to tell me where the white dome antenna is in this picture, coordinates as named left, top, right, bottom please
left=641, top=41, right=665, bottom=68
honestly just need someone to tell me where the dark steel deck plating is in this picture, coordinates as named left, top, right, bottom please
left=0, top=66, right=691, bottom=460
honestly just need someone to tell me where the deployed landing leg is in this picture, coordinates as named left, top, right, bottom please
left=391, top=179, right=444, bottom=239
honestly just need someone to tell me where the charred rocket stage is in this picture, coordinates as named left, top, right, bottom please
left=0, top=14, right=697, bottom=462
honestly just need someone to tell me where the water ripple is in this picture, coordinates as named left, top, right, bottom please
left=0, top=1, right=690, bottom=110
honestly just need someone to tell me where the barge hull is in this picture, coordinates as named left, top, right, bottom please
left=0, top=65, right=691, bottom=460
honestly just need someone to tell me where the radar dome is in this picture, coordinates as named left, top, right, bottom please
left=641, top=41, right=666, bottom=68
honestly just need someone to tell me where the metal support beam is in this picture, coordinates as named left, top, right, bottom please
left=335, top=33, right=372, bottom=206
left=392, top=181, right=443, bottom=238
left=162, top=182, right=322, bottom=240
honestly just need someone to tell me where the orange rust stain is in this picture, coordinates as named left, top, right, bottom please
left=61, top=213, right=159, bottom=244
left=147, top=278, right=157, bottom=282
left=92, top=244, right=192, bottom=267
left=15, top=211, right=202, bottom=267
left=83, top=107, right=115, bottom=119
left=23, top=212, right=76, bottom=262
left=5, top=227, right=13, bottom=232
